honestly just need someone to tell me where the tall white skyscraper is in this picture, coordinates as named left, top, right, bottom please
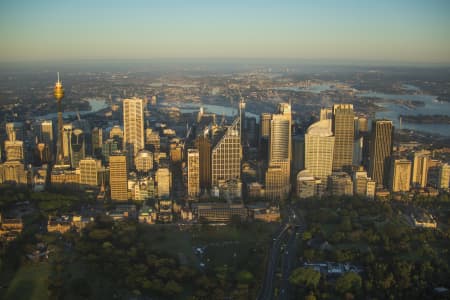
left=267, top=103, right=292, bottom=200
left=123, top=97, right=145, bottom=168
left=305, top=119, right=335, bottom=182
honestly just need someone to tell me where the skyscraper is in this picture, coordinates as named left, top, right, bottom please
left=268, top=103, right=292, bottom=199
left=438, top=163, right=450, bottom=189
left=40, top=120, right=54, bottom=161
left=70, top=128, right=85, bottom=168
left=332, top=104, right=355, bottom=171
left=352, top=166, right=376, bottom=198
left=79, top=157, right=99, bottom=187
left=390, top=158, right=411, bottom=192
left=265, top=165, right=285, bottom=201
left=62, top=124, right=73, bottom=162
left=187, top=149, right=200, bottom=198
left=92, top=127, right=103, bottom=157
left=5, top=122, right=24, bottom=142
left=109, top=153, right=128, bottom=201
left=195, top=135, right=211, bottom=191
left=53, top=73, right=64, bottom=163
left=156, top=167, right=171, bottom=198
left=260, top=113, right=271, bottom=139
left=145, top=128, right=160, bottom=157
left=305, top=119, right=335, bottom=182
left=123, top=98, right=145, bottom=167
left=320, top=107, right=333, bottom=121
left=135, top=150, right=153, bottom=174
left=4, top=140, right=24, bottom=161
left=211, top=118, right=241, bottom=189
left=259, top=113, right=271, bottom=160
left=412, top=150, right=430, bottom=188
left=369, top=120, right=393, bottom=188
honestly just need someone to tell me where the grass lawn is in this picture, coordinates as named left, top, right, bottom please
left=139, top=223, right=277, bottom=269
left=4, top=262, right=50, bottom=300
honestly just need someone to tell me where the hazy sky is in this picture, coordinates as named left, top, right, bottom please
left=1, top=0, right=449, bottom=64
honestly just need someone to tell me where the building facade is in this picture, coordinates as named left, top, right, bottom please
left=332, top=104, right=355, bottom=171
left=369, top=120, right=393, bottom=188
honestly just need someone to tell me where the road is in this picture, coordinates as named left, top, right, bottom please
left=258, top=206, right=304, bottom=300
left=257, top=224, right=290, bottom=300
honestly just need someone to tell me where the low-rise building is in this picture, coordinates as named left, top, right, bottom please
left=192, top=202, right=247, bottom=223
left=47, top=216, right=71, bottom=233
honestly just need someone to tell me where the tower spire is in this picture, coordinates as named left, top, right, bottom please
left=54, top=72, right=65, bottom=164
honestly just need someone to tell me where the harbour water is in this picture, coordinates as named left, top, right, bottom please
left=359, top=90, right=450, bottom=136
left=35, top=98, right=108, bottom=120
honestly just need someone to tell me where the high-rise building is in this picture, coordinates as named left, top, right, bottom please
left=320, top=107, right=333, bottom=121
left=332, top=104, right=355, bottom=171
left=353, top=136, right=364, bottom=166
left=328, top=172, right=354, bottom=196
left=353, top=166, right=375, bottom=199
left=412, top=150, right=431, bottom=188
left=109, top=153, right=128, bottom=201
left=211, top=118, right=241, bottom=189
left=123, top=98, right=145, bottom=168
left=156, top=167, right=171, bottom=198
left=296, top=169, right=322, bottom=199
left=4, top=140, right=24, bottom=161
left=0, top=160, right=27, bottom=184
left=39, top=120, right=54, bottom=160
left=265, top=165, right=285, bottom=201
left=195, top=135, right=211, bottom=191
left=292, top=135, right=305, bottom=177
left=356, top=116, right=368, bottom=134
left=438, top=163, right=450, bottom=189
left=5, top=122, right=24, bottom=142
left=135, top=150, right=154, bottom=174
left=79, top=157, right=99, bottom=187
left=110, top=125, right=124, bottom=143
left=246, top=117, right=258, bottom=147
left=62, top=124, right=73, bottom=161
left=102, top=139, right=119, bottom=164
left=260, top=113, right=272, bottom=139
left=390, top=158, right=411, bottom=192
left=305, top=119, right=335, bottom=182
left=187, top=149, right=200, bottom=198
left=40, top=120, right=54, bottom=145
left=259, top=113, right=271, bottom=160
left=268, top=103, right=292, bottom=198
left=369, top=120, right=393, bottom=188
left=53, top=73, right=64, bottom=163
left=145, top=128, right=160, bottom=157
left=91, top=127, right=103, bottom=157
left=70, top=128, right=85, bottom=168
left=239, top=98, right=246, bottom=145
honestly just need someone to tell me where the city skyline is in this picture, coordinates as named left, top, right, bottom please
left=1, top=0, right=450, bottom=64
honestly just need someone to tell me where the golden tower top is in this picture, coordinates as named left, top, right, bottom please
left=54, top=72, right=64, bottom=102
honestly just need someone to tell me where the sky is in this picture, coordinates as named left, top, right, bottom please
left=0, top=0, right=449, bottom=64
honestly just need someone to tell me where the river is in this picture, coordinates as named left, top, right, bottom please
left=34, top=98, right=108, bottom=120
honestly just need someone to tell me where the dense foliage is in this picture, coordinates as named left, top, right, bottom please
left=293, top=195, right=450, bottom=299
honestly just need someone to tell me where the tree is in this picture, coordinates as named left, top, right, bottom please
left=164, top=280, right=183, bottom=296
left=235, top=270, right=254, bottom=284
left=335, top=272, right=362, bottom=294
left=289, top=267, right=321, bottom=289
